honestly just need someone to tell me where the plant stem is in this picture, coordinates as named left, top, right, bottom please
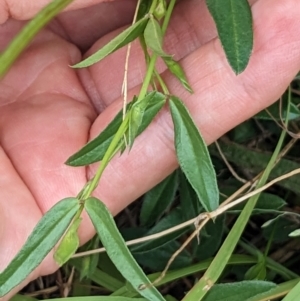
left=137, top=0, right=177, bottom=101
left=0, top=0, right=75, bottom=77
left=82, top=0, right=177, bottom=198
left=161, top=0, right=176, bottom=35
left=82, top=115, right=130, bottom=198
left=149, top=0, right=159, bottom=14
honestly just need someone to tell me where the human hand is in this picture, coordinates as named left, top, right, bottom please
left=0, top=0, right=299, bottom=299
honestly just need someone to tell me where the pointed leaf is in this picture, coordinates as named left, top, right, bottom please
left=66, top=108, right=123, bottom=166
left=73, top=17, right=149, bottom=68
left=245, top=261, right=267, bottom=281
left=289, top=229, right=300, bottom=237
left=54, top=217, right=82, bottom=266
left=206, top=0, right=253, bottom=74
left=203, top=281, right=276, bottom=301
left=137, top=0, right=152, bottom=20
left=144, top=16, right=171, bottom=58
left=0, top=197, right=80, bottom=297
left=169, top=96, right=219, bottom=212
left=85, top=197, right=166, bottom=301
left=282, top=280, right=300, bottom=301
left=66, top=92, right=165, bottom=166
left=179, top=170, right=202, bottom=220
left=133, top=207, right=188, bottom=253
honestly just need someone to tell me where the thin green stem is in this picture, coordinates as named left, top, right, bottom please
left=161, top=0, right=177, bottom=35
left=264, top=220, right=276, bottom=257
left=154, top=69, right=170, bottom=94
left=149, top=0, right=159, bottom=14
left=81, top=0, right=177, bottom=198
left=0, top=0, right=74, bottom=77
left=137, top=54, right=159, bottom=101
left=137, top=0, right=177, bottom=101
left=83, top=115, right=130, bottom=198
left=239, top=239, right=298, bottom=280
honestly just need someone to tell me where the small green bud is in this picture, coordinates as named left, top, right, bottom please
left=154, top=0, right=167, bottom=20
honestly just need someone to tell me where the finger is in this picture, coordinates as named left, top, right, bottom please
left=53, top=1, right=136, bottom=51
left=78, top=0, right=219, bottom=109
left=0, top=21, right=97, bottom=240
left=0, top=0, right=133, bottom=23
left=0, top=147, right=50, bottom=301
left=85, top=0, right=300, bottom=215
left=79, top=0, right=258, bottom=110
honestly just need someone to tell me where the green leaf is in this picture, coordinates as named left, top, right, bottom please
left=209, top=141, right=300, bottom=196
left=85, top=197, right=166, bottom=301
left=255, top=100, right=300, bottom=121
left=164, top=58, right=193, bottom=93
left=179, top=170, right=202, bottom=220
left=127, top=92, right=166, bottom=148
left=66, top=106, right=124, bottom=166
left=226, top=192, right=286, bottom=214
left=137, top=0, right=152, bottom=20
left=66, top=92, right=165, bottom=166
left=46, top=297, right=147, bottom=301
left=154, top=0, right=167, bottom=20
left=144, top=16, right=171, bottom=58
left=77, top=236, right=100, bottom=280
left=0, top=197, right=80, bottom=297
left=206, top=0, right=253, bottom=74
left=184, top=128, right=287, bottom=301
left=282, top=279, right=300, bottom=301
left=289, top=228, right=300, bottom=237
left=54, top=216, right=82, bottom=266
left=165, top=296, right=178, bottom=301
left=132, top=207, right=189, bottom=253
left=140, top=171, right=178, bottom=226
left=133, top=241, right=192, bottom=271
left=169, top=96, right=219, bottom=212
left=193, top=216, right=225, bottom=261
left=262, top=215, right=298, bottom=243
left=71, top=258, right=123, bottom=292
left=245, top=253, right=267, bottom=280
left=72, top=16, right=149, bottom=68
left=202, top=281, right=276, bottom=301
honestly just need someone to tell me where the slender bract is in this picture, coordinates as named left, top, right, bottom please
left=54, top=216, right=82, bottom=266
left=164, top=58, right=193, bottom=93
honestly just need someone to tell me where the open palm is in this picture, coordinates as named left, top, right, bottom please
left=0, top=0, right=299, bottom=299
